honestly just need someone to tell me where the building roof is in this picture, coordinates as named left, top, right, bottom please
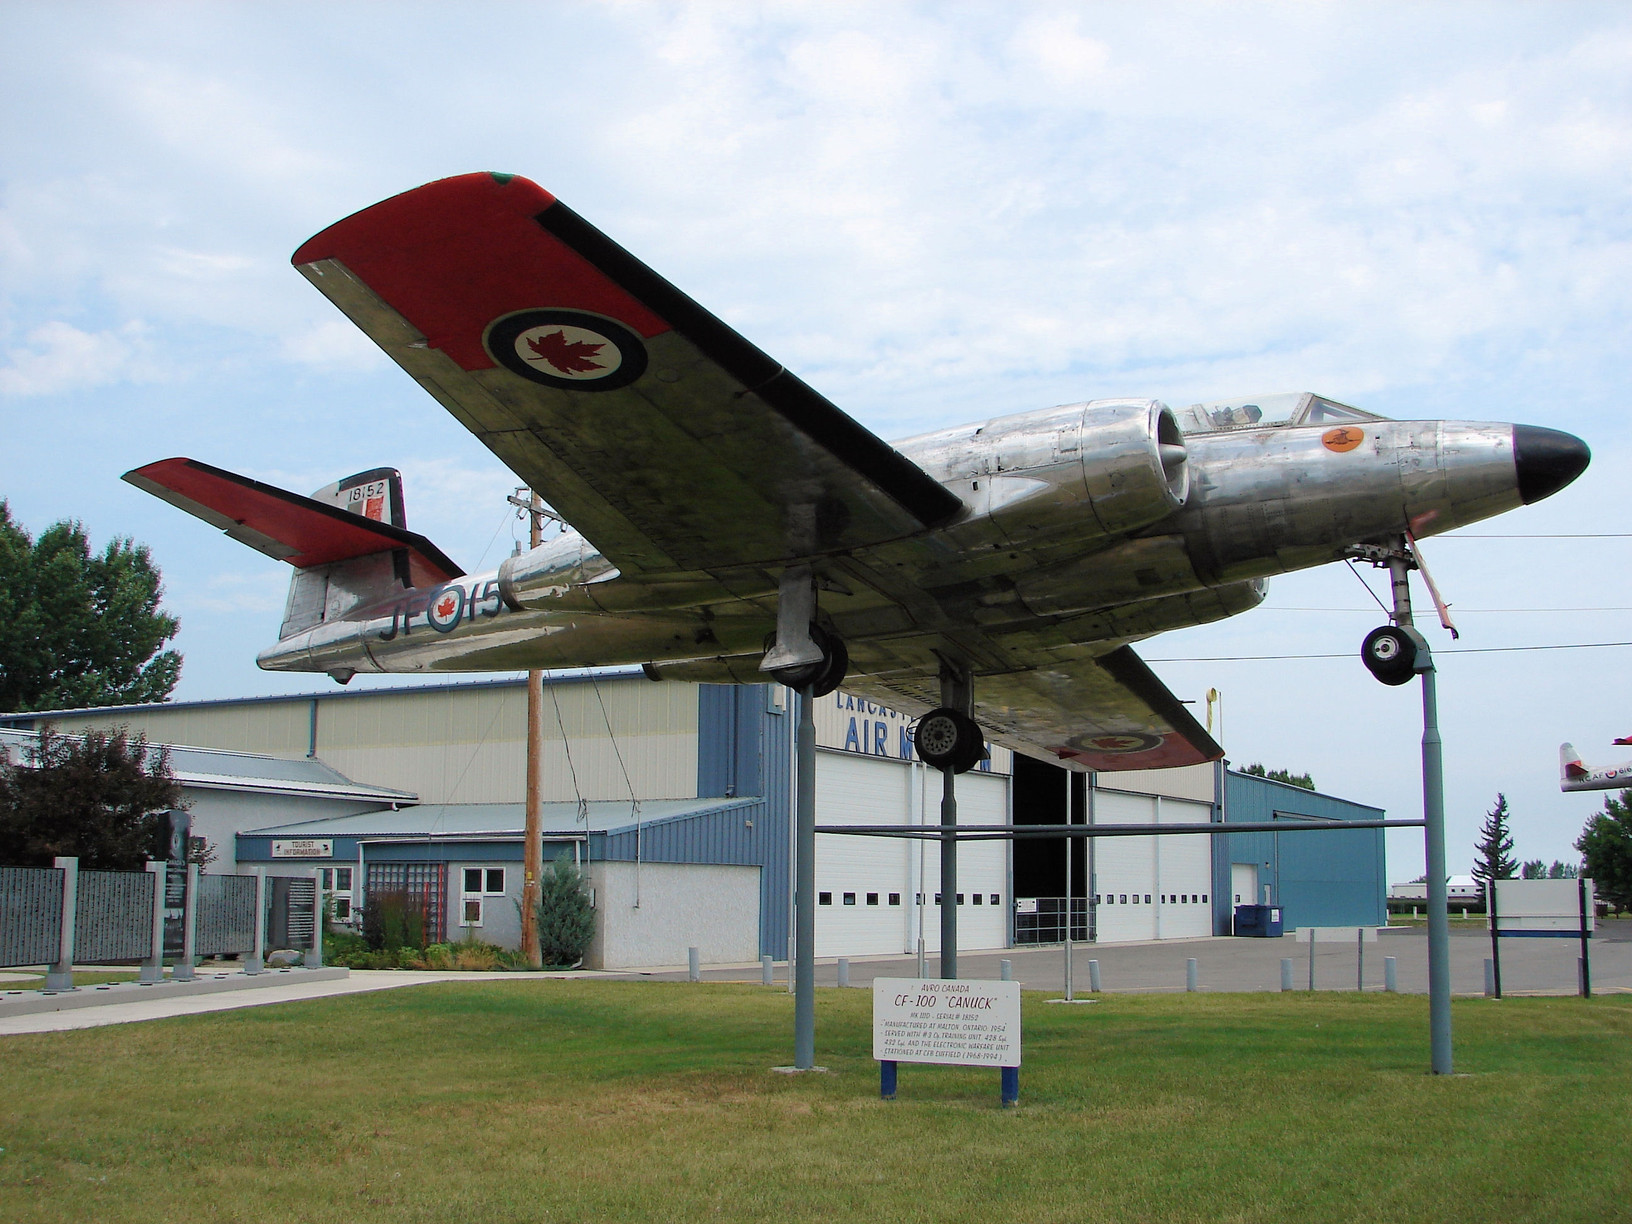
left=0, top=727, right=416, bottom=805
left=0, top=668, right=650, bottom=726
left=241, top=797, right=753, bottom=841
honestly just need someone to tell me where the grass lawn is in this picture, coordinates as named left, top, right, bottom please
left=0, top=982, right=1627, bottom=1223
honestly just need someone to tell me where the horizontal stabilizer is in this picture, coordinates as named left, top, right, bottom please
left=1561, top=744, right=1587, bottom=779
left=124, top=458, right=462, bottom=585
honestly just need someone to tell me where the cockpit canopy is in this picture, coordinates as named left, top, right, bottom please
left=1175, top=392, right=1382, bottom=436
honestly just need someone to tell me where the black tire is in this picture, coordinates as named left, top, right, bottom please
left=1361, top=625, right=1418, bottom=686
left=767, top=625, right=847, bottom=695
left=810, top=632, right=849, bottom=699
left=914, top=707, right=986, bottom=773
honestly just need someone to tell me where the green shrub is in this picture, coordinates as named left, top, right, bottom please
left=360, top=890, right=427, bottom=951
left=537, top=851, right=595, bottom=967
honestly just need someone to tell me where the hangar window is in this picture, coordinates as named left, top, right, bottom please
left=889, top=893, right=901, bottom=906
left=1202, top=894, right=1208, bottom=903
left=819, top=892, right=832, bottom=905
left=1144, top=895, right=1151, bottom=904
left=973, top=893, right=983, bottom=905
left=956, top=894, right=965, bottom=905
left=1119, top=895, right=1127, bottom=904
left=935, top=894, right=942, bottom=905
left=843, top=893, right=856, bottom=906
left=484, top=869, right=505, bottom=895
left=990, top=894, right=999, bottom=906
left=866, top=893, right=879, bottom=906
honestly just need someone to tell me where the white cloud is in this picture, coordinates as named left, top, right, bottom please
left=0, top=320, right=157, bottom=397
left=281, top=318, right=386, bottom=372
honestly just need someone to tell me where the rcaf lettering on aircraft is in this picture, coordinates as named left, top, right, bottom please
left=124, top=172, right=1590, bottom=775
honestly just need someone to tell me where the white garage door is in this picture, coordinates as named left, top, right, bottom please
left=1089, top=788, right=1213, bottom=943
left=815, top=752, right=1008, bottom=957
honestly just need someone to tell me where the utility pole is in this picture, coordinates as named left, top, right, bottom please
left=510, top=488, right=546, bottom=970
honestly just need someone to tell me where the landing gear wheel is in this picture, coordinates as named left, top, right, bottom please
left=767, top=625, right=848, bottom=696
left=1361, top=625, right=1419, bottom=686
left=914, top=707, right=986, bottom=773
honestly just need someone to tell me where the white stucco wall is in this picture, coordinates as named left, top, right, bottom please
left=584, top=861, right=760, bottom=970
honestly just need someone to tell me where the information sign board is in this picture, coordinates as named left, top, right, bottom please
left=1491, top=878, right=1595, bottom=935
left=872, top=977, right=1021, bottom=1067
left=272, top=839, right=333, bottom=859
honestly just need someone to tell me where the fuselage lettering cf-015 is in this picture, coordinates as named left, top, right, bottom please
left=378, top=578, right=506, bottom=641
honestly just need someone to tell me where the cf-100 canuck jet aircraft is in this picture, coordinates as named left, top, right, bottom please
left=126, top=173, right=1590, bottom=775
left=1559, top=742, right=1632, bottom=792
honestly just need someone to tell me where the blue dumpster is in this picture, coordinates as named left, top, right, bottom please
left=1233, top=904, right=1283, bottom=937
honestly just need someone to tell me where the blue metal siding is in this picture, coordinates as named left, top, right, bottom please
left=1222, top=772, right=1388, bottom=929
left=697, top=684, right=768, bottom=799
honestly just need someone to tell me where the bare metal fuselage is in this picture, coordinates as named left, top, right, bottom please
left=257, top=397, right=1537, bottom=683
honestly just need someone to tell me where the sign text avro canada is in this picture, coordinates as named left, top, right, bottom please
left=872, top=977, right=1021, bottom=1067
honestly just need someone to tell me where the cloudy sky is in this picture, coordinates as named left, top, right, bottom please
left=3, top=1, right=1629, bottom=876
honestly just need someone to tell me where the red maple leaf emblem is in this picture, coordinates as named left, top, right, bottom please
left=526, top=329, right=607, bottom=375
left=435, top=594, right=458, bottom=620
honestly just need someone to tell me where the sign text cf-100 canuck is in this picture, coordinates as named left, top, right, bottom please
left=872, top=978, right=1021, bottom=1067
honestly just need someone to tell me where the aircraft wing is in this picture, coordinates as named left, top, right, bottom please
left=292, top=173, right=963, bottom=577
left=123, top=457, right=463, bottom=586
left=825, top=644, right=1222, bottom=772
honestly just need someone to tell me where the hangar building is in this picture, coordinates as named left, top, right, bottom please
left=3, top=672, right=1386, bottom=966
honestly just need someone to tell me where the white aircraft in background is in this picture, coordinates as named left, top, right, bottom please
left=1559, top=740, right=1632, bottom=792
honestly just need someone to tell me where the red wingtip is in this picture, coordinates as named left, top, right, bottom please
left=292, top=173, right=556, bottom=268
left=1614, top=736, right=1632, bottom=746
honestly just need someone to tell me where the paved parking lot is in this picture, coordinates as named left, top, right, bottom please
left=638, top=919, right=1632, bottom=997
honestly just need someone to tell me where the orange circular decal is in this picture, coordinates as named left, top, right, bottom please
left=1323, top=426, right=1366, bottom=453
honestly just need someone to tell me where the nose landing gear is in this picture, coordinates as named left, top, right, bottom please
left=1360, top=624, right=1428, bottom=686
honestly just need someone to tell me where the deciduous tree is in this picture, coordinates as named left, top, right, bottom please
left=1577, top=790, right=1632, bottom=914
left=0, top=502, right=180, bottom=713
left=0, top=726, right=185, bottom=868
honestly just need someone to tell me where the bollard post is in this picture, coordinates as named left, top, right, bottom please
left=762, top=955, right=774, bottom=986
left=45, top=857, right=79, bottom=992
left=1281, top=958, right=1294, bottom=992
left=139, top=861, right=166, bottom=984
left=1000, top=1066, right=1019, bottom=1107
left=244, top=869, right=266, bottom=975
left=173, top=863, right=198, bottom=982
left=1186, top=958, right=1198, bottom=992
left=1357, top=928, right=1365, bottom=992
left=1384, top=955, right=1398, bottom=993
left=999, top=958, right=1013, bottom=982
left=308, top=868, right=324, bottom=969
left=880, top=1060, right=897, bottom=1100
left=837, top=957, right=850, bottom=988
left=688, top=946, right=701, bottom=982
left=1087, top=959, right=1101, bottom=993
left=1308, top=927, right=1316, bottom=991
left=1483, top=958, right=1495, bottom=998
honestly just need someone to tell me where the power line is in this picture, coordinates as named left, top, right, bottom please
left=1262, top=606, right=1632, bottom=614
left=1437, top=533, right=1632, bottom=539
left=1148, top=640, right=1632, bottom=663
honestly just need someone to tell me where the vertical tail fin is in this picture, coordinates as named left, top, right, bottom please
left=1561, top=743, right=1587, bottom=780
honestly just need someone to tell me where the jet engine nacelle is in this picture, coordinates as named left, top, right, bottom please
left=906, top=399, right=1189, bottom=549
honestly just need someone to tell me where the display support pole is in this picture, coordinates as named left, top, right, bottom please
left=1420, top=659, right=1453, bottom=1074
left=940, top=762, right=958, bottom=980
left=793, top=684, right=817, bottom=1069
left=1391, top=541, right=1452, bottom=1074
left=1062, top=768, right=1073, bottom=999
left=1487, top=880, right=1502, bottom=999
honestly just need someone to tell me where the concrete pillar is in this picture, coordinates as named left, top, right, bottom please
left=44, top=856, right=78, bottom=992
left=1280, top=958, right=1294, bottom=992
left=139, top=861, right=166, bottom=984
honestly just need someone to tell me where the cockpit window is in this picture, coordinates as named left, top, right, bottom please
left=1176, top=392, right=1384, bottom=435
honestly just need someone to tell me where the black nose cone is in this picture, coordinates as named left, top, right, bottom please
left=1514, top=425, right=1590, bottom=504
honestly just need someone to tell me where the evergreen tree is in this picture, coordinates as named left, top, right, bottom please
left=1520, top=859, right=1546, bottom=879
left=1472, top=793, right=1518, bottom=886
left=0, top=502, right=180, bottom=713
left=1547, top=860, right=1580, bottom=879
left=1576, top=789, right=1632, bottom=913
left=0, top=725, right=184, bottom=868
left=535, top=851, right=596, bottom=966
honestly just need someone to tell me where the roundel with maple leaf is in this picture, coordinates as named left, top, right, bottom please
left=1068, top=730, right=1164, bottom=755
left=485, top=309, right=648, bottom=391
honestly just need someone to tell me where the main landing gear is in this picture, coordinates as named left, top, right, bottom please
left=913, top=706, right=987, bottom=773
